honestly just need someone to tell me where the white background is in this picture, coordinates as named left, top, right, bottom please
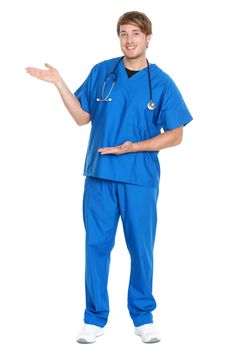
left=0, top=0, right=233, bottom=349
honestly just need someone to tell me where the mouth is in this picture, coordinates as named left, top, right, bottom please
left=126, top=46, right=136, bottom=51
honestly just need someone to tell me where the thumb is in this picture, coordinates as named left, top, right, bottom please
left=45, top=63, right=55, bottom=70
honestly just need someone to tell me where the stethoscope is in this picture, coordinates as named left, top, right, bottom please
left=96, top=56, right=156, bottom=111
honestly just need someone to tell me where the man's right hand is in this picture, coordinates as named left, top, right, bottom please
left=25, top=63, right=62, bottom=85
left=25, top=62, right=90, bottom=126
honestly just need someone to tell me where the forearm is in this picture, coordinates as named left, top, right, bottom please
left=133, top=127, right=183, bottom=152
left=55, top=79, right=90, bottom=126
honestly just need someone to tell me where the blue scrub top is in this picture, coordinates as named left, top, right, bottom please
left=74, top=57, right=193, bottom=187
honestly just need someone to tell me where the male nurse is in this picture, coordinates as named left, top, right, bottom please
left=26, top=10, right=192, bottom=344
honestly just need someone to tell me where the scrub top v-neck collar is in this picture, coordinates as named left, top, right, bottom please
left=118, top=58, right=149, bottom=84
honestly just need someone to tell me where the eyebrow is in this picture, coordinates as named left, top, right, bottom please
left=120, top=29, right=141, bottom=33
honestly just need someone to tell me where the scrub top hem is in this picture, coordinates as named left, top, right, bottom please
left=83, top=172, right=159, bottom=189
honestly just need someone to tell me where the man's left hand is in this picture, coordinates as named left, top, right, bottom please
left=98, top=141, right=136, bottom=155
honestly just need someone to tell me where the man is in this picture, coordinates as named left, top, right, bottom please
left=26, top=11, right=192, bottom=344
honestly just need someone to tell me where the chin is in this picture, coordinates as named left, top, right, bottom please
left=126, top=54, right=142, bottom=61
left=124, top=51, right=140, bottom=59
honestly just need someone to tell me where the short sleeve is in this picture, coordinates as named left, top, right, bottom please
left=160, top=78, right=193, bottom=132
left=74, top=73, right=92, bottom=114
left=74, top=66, right=97, bottom=114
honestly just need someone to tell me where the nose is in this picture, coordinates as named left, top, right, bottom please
left=126, top=34, right=133, bottom=44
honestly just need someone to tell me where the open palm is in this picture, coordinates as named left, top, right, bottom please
left=25, top=63, right=61, bottom=84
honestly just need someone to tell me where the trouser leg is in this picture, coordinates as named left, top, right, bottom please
left=117, top=182, right=159, bottom=327
left=82, top=177, right=119, bottom=327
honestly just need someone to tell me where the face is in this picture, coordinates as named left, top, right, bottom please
left=119, top=24, right=151, bottom=60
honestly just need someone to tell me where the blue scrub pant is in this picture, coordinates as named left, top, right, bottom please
left=82, top=176, right=159, bottom=327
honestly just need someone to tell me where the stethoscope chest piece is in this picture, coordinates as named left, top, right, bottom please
left=147, top=101, right=156, bottom=111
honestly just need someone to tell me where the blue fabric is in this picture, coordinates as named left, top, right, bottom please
left=74, top=57, right=193, bottom=187
left=74, top=58, right=193, bottom=327
left=83, top=176, right=159, bottom=327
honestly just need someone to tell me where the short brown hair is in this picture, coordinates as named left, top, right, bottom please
left=117, top=11, right=152, bottom=36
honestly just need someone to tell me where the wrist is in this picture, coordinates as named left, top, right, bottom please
left=132, top=142, right=140, bottom=152
left=55, top=78, right=65, bottom=90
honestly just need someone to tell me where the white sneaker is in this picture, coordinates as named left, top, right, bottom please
left=76, top=323, right=104, bottom=344
left=135, top=323, right=161, bottom=343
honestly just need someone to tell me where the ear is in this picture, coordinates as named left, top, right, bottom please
left=146, top=34, right=152, bottom=44
left=146, top=34, right=152, bottom=48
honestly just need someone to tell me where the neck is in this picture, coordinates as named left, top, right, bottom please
left=124, top=55, right=147, bottom=71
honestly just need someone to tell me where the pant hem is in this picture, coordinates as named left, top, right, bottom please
left=84, top=316, right=107, bottom=328
left=133, top=315, right=153, bottom=327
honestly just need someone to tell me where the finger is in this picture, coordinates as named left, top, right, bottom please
left=45, top=63, right=55, bottom=70
left=98, top=148, right=115, bottom=153
left=25, top=68, right=43, bottom=77
left=98, top=147, right=115, bottom=152
left=25, top=67, right=42, bottom=73
left=100, top=151, right=116, bottom=155
left=25, top=68, right=47, bottom=81
left=100, top=148, right=121, bottom=155
left=25, top=69, right=41, bottom=78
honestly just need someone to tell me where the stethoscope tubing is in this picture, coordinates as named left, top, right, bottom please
left=97, top=56, right=155, bottom=110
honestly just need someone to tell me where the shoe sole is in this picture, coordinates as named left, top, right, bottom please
left=76, top=332, right=104, bottom=344
left=77, top=338, right=95, bottom=344
left=143, top=338, right=161, bottom=343
left=135, top=333, right=161, bottom=343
